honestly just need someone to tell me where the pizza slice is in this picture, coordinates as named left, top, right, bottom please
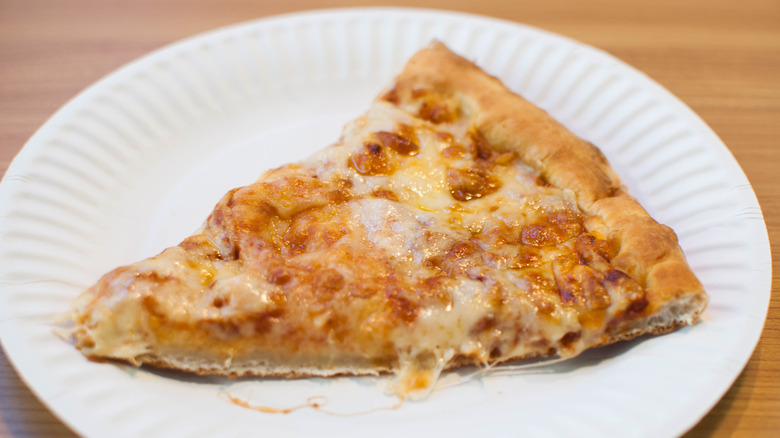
left=63, top=41, right=708, bottom=398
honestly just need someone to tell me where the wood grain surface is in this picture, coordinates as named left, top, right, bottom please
left=1, top=0, right=778, bottom=436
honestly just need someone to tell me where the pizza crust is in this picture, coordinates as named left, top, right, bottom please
left=388, top=41, right=707, bottom=342
left=63, top=41, right=708, bottom=398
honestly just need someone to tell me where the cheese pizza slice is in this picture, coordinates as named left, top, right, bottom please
left=64, top=42, right=708, bottom=398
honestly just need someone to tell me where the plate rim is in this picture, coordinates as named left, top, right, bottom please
left=0, top=7, right=772, bottom=438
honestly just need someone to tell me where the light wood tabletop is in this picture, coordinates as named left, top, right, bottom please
left=1, top=0, right=778, bottom=436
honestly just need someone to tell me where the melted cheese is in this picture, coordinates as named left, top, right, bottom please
left=67, top=97, right=647, bottom=400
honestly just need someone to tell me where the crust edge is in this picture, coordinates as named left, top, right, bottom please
left=391, top=41, right=707, bottom=324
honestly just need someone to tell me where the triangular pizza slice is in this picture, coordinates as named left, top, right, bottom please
left=64, top=42, right=707, bottom=398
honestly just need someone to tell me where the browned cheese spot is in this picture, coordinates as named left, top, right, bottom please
left=436, top=131, right=454, bottom=143
left=268, top=266, right=292, bottom=285
left=470, top=314, right=498, bottom=335
left=603, top=269, right=648, bottom=318
left=419, top=103, right=454, bottom=124
left=141, top=294, right=168, bottom=320
left=441, top=145, right=466, bottom=158
left=313, top=268, right=345, bottom=303
left=385, top=287, right=419, bottom=324
left=469, top=132, right=495, bottom=161
left=349, top=142, right=394, bottom=176
left=371, top=188, right=399, bottom=202
left=211, top=295, right=228, bottom=308
left=326, top=188, right=351, bottom=204
left=551, top=256, right=616, bottom=329
left=575, top=234, right=618, bottom=271
left=214, top=175, right=355, bottom=258
left=446, top=167, right=501, bottom=202
left=521, top=209, right=583, bottom=247
left=179, top=235, right=222, bottom=258
left=557, top=264, right=612, bottom=311
left=412, top=88, right=458, bottom=124
left=523, top=271, right=558, bottom=316
left=381, top=86, right=400, bottom=104
left=418, top=275, right=455, bottom=310
left=374, top=130, right=420, bottom=156
left=284, top=205, right=348, bottom=255
left=440, top=241, right=482, bottom=276
left=535, top=174, right=553, bottom=188
left=511, top=246, right=543, bottom=269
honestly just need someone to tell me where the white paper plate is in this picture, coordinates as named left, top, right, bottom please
left=0, top=8, right=771, bottom=438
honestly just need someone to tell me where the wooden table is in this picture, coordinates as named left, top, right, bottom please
left=1, top=0, right=777, bottom=436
